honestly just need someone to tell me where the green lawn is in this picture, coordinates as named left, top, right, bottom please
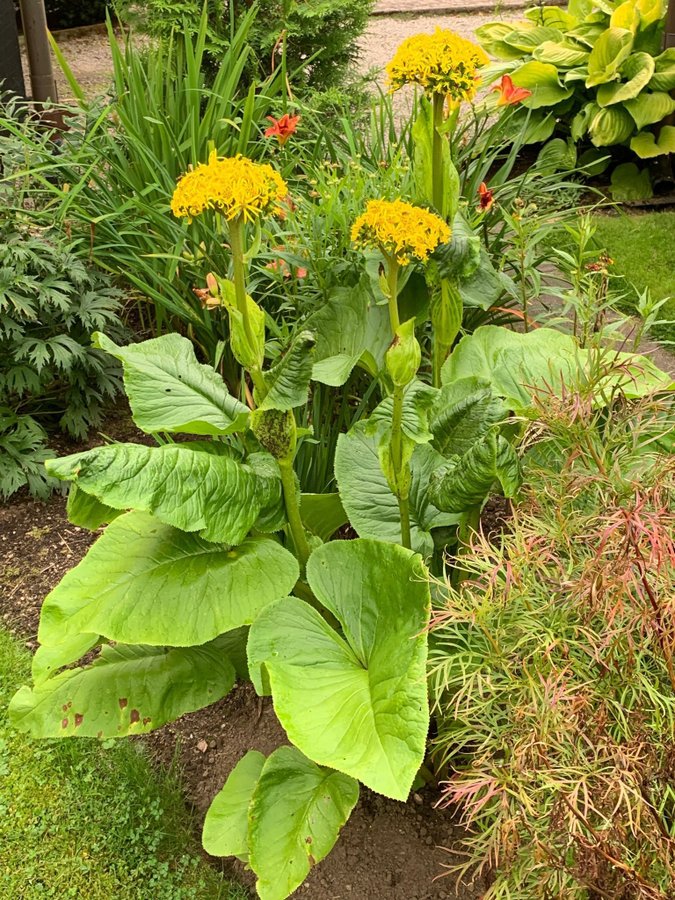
left=593, top=210, right=675, bottom=343
left=0, top=628, right=247, bottom=900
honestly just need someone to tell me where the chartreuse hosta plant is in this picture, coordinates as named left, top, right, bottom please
left=477, top=0, right=674, bottom=197
left=9, top=152, right=675, bottom=899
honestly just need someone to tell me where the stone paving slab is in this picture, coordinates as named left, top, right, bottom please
left=373, top=0, right=564, bottom=14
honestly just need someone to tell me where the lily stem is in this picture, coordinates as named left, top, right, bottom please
left=278, top=456, right=311, bottom=570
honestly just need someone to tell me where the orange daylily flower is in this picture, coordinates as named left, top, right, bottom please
left=478, top=182, right=495, bottom=212
left=264, top=113, right=300, bottom=146
left=493, top=75, right=532, bottom=107
left=266, top=246, right=307, bottom=280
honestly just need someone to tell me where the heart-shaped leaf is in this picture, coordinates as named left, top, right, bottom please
left=306, top=285, right=370, bottom=387
left=510, top=61, right=574, bottom=109
left=532, top=40, right=589, bottom=68
left=625, top=91, right=675, bottom=130
left=46, top=443, right=283, bottom=545
left=93, top=333, right=249, bottom=436
left=203, top=750, right=266, bottom=860
left=609, top=162, right=653, bottom=200
left=10, top=639, right=235, bottom=738
left=630, top=126, right=675, bottom=158
left=37, top=511, right=299, bottom=648
left=596, top=52, right=655, bottom=105
left=649, top=48, right=675, bottom=92
left=248, top=747, right=359, bottom=900
left=247, top=539, right=430, bottom=800
left=589, top=105, right=635, bottom=146
left=586, top=28, right=634, bottom=88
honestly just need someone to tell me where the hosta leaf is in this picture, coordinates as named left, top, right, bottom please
left=589, top=106, right=635, bottom=146
left=9, top=639, right=234, bottom=738
left=596, top=52, right=655, bottom=104
left=66, top=483, right=121, bottom=530
left=610, top=162, right=653, bottom=201
left=259, top=331, right=315, bottom=411
left=568, top=21, right=605, bottom=48
left=300, top=493, right=348, bottom=541
left=248, top=747, right=359, bottom=900
left=572, top=102, right=600, bottom=140
left=637, top=0, right=666, bottom=29
left=248, top=539, right=430, bottom=800
left=306, top=286, right=369, bottom=387
left=475, top=22, right=528, bottom=60
left=431, top=377, right=506, bottom=457
left=610, top=0, right=641, bottom=32
left=37, top=511, right=299, bottom=648
left=430, top=431, right=521, bottom=514
left=335, top=423, right=458, bottom=556
left=532, top=41, right=589, bottom=68
left=203, top=750, right=266, bottom=860
left=625, top=91, right=675, bottom=129
left=45, top=443, right=283, bottom=545
left=510, top=61, right=574, bottom=109
left=536, top=137, right=578, bottom=174
left=93, top=333, right=249, bottom=436
left=630, top=126, right=675, bottom=158
left=649, top=48, right=675, bottom=92
left=586, top=28, right=634, bottom=87
left=503, top=26, right=564, bottom=53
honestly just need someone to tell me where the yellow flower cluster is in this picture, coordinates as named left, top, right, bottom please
left=171, top=152, right=288, bottom=222
left=351, top=199, right=450, bottom=266
left=386, top=29, right=489, bottom=103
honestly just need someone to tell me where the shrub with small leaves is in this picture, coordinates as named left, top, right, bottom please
left=0, top=221, right=124, bottom=498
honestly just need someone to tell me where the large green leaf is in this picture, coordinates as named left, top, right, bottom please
left=510, top=61, right=574, bottom=108
left=45, top=443, right=283, bottom=545
left=589, top=105, right=635, bottom=146
left=370, top=380, right=438, bottom=445
left=248, top=747, right=359, bottom=900
left=503, top=25, right=564, bottom=53
left=536, top=137, right=578, bottom=174
left=610, top=162, right=653, bottom=200
left=306, top=286, right=369, bottom=387
left=459, top=248, right=509, bottom=310
left=93, top=333, right=249, bottom=436
left=9, top=639, right=234, bottom=738
left=31, top=633, right=100, bottom=686
left=625, top=91, right=675, bottom=129
left=335, top=423, right=458, bottom=556
left=586, top=28, right=634, bottom=87
left=430, top=431, right=521, bottom=514
left=435, top=212, right=481, bottom=281
left=649, top=48, right=675, bottom=92
left=532, top=40, right=589, bottom=68
left=248, top=539, right=430, bottom=800
left=203, top=750, right=266, bottom=860
left=475, top=22, right=529, bottom=60
left=37, top=511, right=299, bottom=648
left=431, top=377, right=506, bottom=458
left=259, top=331, right=315, bottom=411
left=300, top=493, right=348, bottom=541
left=630, top=125, right=675, bottom=158
left=441, top=326, right=673, bottom=408
left=596, top=52, right=655, bottom=105
left=66, top=483, right=121, bottom=530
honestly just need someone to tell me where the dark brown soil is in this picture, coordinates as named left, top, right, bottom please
left=0, top=407, right=487, bottom=900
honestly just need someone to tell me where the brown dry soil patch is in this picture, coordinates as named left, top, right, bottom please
left=0, top=406, right=487, bottom=900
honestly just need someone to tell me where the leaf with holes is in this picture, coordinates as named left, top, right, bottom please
left=9, top=639, right=235, bottom=738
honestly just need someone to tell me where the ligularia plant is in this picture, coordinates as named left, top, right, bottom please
left=9, top=92, right=675, bottom=900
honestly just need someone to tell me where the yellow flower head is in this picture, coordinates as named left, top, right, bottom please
left=351, top=199, right=451, bottom=266
left=386, top=28, right=489, bottom=103
left=171, top=152, right=288, bottom=222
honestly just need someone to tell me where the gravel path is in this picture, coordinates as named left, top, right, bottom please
left=21, top=7, right=523, bottom=102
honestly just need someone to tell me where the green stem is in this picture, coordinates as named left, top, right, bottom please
left=432, top=336, right=446, bottom=390
left=432, top=92, right=445, bottom=216
left=386, top=256, right=400, bottom=336
left=452, top=504, right=481, bottom=588
left=391, top=385, right=411, bottom=550
left=229, top=215, right=266, bottom=396
left=278, top=456, right=311, bottom=570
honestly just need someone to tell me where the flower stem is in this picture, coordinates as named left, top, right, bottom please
left=432, top=92, right=445, bottom=216
left=228, top=215, right=266, bottom=397
left=386, top=256, right=400, bottom=336
left=391, top=384, right=411, bottom=550
left=278, top=456, right=311, bottom=570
